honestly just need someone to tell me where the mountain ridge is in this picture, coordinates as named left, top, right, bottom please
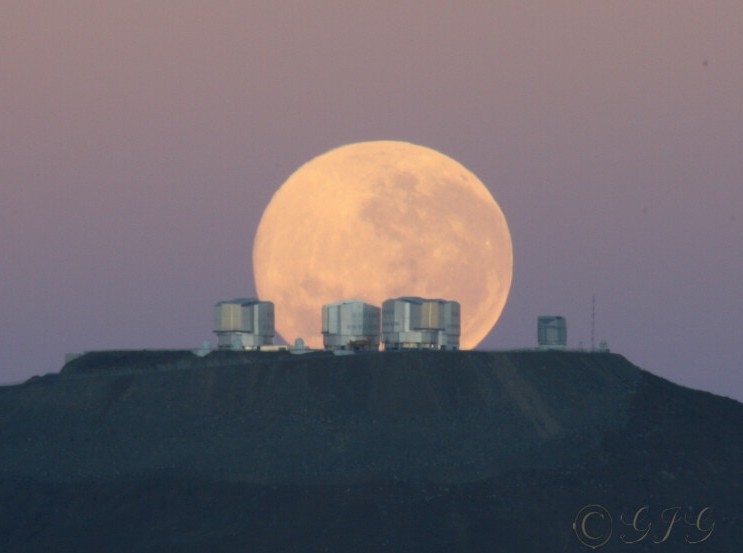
left=1, top=350, right=740, bottom=551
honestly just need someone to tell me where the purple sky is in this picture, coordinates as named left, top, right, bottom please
left=3, top=2, right=742, bottom=400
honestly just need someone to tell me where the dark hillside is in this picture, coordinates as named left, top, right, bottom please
left=0, top=350, right=740, bottom=552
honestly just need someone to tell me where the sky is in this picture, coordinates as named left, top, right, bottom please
left=2, top=2, right=742, bottom=400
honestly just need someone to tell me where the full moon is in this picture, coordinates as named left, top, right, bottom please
left=253, top=141, right=513, bottom=349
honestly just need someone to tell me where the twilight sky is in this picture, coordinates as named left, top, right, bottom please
left=2, top=2, right=742, bottom=400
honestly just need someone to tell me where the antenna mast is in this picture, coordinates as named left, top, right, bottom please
left=591, top=294, right=596, bottom=351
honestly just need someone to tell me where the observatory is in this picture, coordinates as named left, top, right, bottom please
left=214, top=298, right=275, bottom=350
left=322, top=301, right=381, bottom=351
left=382, top=297, right=460, bottom=351
left=537, top=316, right=567, bottom=349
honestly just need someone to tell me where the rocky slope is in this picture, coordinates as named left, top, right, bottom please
left=0, top=350, right=740, bottom=552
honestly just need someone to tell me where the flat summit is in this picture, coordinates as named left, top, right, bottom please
left=1, top=350, right=741, bottom=551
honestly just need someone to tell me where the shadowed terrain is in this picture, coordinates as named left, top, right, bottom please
left=1, top=350, right=741, bottom=552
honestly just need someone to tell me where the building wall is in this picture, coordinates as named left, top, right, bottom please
left=537, top=316, right=567, bottom=349
left=214, top=298, right=275, bottom=350
left=382, top=297, right=460, bottom=350
left=322, top=301, right=380, bottom=350
left=214, top=302, right=250, bottom=332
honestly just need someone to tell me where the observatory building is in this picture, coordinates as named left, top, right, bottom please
left=214, top=298, right=275, bottom=350
left=537, top=316, right=567, bottom=349
left=322, top=300, right=381, bottom=351
left=382, top=297, right=460, bottom=351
